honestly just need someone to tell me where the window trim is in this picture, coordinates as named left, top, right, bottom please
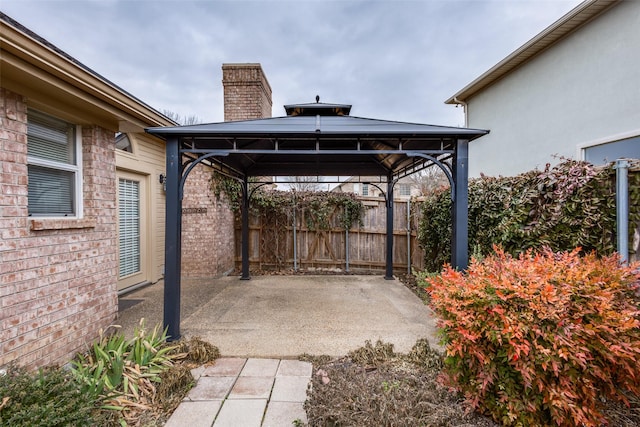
left=115, top=132, right=136, bottom=155
left=576, top=129, right=640, bottom=161
left=27, top=109, right=83, bottom=218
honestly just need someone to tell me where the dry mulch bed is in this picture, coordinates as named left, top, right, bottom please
left=301, top=339, right=498, bottom=427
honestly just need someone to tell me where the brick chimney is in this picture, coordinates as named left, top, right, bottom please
left=222, top=63, right=272, bottom=121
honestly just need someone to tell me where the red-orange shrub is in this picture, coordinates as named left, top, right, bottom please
left=427, top=247, right=640, bottom=426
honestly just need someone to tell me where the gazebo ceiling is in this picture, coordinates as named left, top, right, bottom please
left=146, top=103, right=488, bottom=179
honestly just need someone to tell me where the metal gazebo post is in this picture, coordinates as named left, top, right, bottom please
left=451, top=139, right=469, bottom=270
left=385, top=174, right=395, bottom=280
left=163, top=135, right=182, bottom=341
left=241, top=176, right=251, bottom=280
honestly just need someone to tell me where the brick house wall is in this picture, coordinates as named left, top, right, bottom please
left=180, top=167, right=236, bottom=277
left=180, top=64, right=272, bottom=277
left=0, top=87, right=118, bottom=368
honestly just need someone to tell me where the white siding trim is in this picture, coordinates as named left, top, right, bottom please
left=75, top=125, right=84, bottom=218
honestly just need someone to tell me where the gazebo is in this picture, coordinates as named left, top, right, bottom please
left=146, top=101, right=488, bottom=339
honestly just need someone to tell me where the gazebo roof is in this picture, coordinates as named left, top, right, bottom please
left=147, top=114, right=484, bottom=137
left=146, top=108, right=488, bottom=178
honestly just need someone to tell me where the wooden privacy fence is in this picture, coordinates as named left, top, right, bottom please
left=234, top=197, right=426, bottom=274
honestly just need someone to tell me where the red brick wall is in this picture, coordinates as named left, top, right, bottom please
left=0, top=87, right=118, bottom=368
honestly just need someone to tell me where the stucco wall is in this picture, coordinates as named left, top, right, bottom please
left=466, top=1, right=640, bottom=177
left=0, top=88, right=118, bottom=368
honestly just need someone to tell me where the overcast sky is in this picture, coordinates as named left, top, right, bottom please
left=3, top=0, right=582, bottom=126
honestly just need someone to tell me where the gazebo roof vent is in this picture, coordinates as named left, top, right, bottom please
left=284, top=96, right=352, bottom=116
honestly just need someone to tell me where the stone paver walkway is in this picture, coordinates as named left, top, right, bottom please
left=165, top=358, right=312, bottom=427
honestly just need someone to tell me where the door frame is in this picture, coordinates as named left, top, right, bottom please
left=116, top=169, right=150, bottom=291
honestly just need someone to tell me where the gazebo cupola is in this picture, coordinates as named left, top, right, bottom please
left=284, top=96, right=352, bottom=117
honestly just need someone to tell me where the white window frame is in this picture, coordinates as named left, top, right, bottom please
left=27, top=110, right=83, bottom=218
left=115, top=132, right=135, bottom=154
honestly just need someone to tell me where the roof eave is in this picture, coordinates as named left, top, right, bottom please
left=145, top=128, right=489, bottom=141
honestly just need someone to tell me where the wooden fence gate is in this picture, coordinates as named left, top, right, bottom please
left=234, top=197, right=425, bottom=274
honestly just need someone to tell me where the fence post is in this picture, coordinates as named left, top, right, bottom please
left=615, top=159, right=629, bottom=264
left=345, top=228, right=350, bottom=272
left=293, top=198, right=298, bottom=272
left=406, top=200, right=411, bottom=275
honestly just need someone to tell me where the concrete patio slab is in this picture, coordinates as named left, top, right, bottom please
left=213, top=398, right=267, bottom=427
left=262, top=401, right=307, bottom=427
left=128, top=274, right=440, bottom=357
left=271, top=376, right=312, bottom=403
left=190, top=365, right=206, bottom=381
left=164, top=400, right=222, bottom=427
left=185, top=376, right=236, bottom=400
left=277, top=360, right=313, bottom=377
left=241, top=358, right=280, bottom=377
left=228, top=376, right=274, bottom=399
left=202, top=357, right=246, bottom=377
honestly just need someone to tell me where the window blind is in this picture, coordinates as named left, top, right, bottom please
left=27, top=110, right=75, bottom=165
left=27, top=165, right=75, bottom=216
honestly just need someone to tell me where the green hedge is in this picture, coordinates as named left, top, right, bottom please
left=417, top=159, right=640, bottom=272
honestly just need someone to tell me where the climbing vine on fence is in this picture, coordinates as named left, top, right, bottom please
left=416, top=159, right=640, bottom=272
left=210, top=171, right=366, bottom=269
left=210, top=172, right=365, bottom=229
